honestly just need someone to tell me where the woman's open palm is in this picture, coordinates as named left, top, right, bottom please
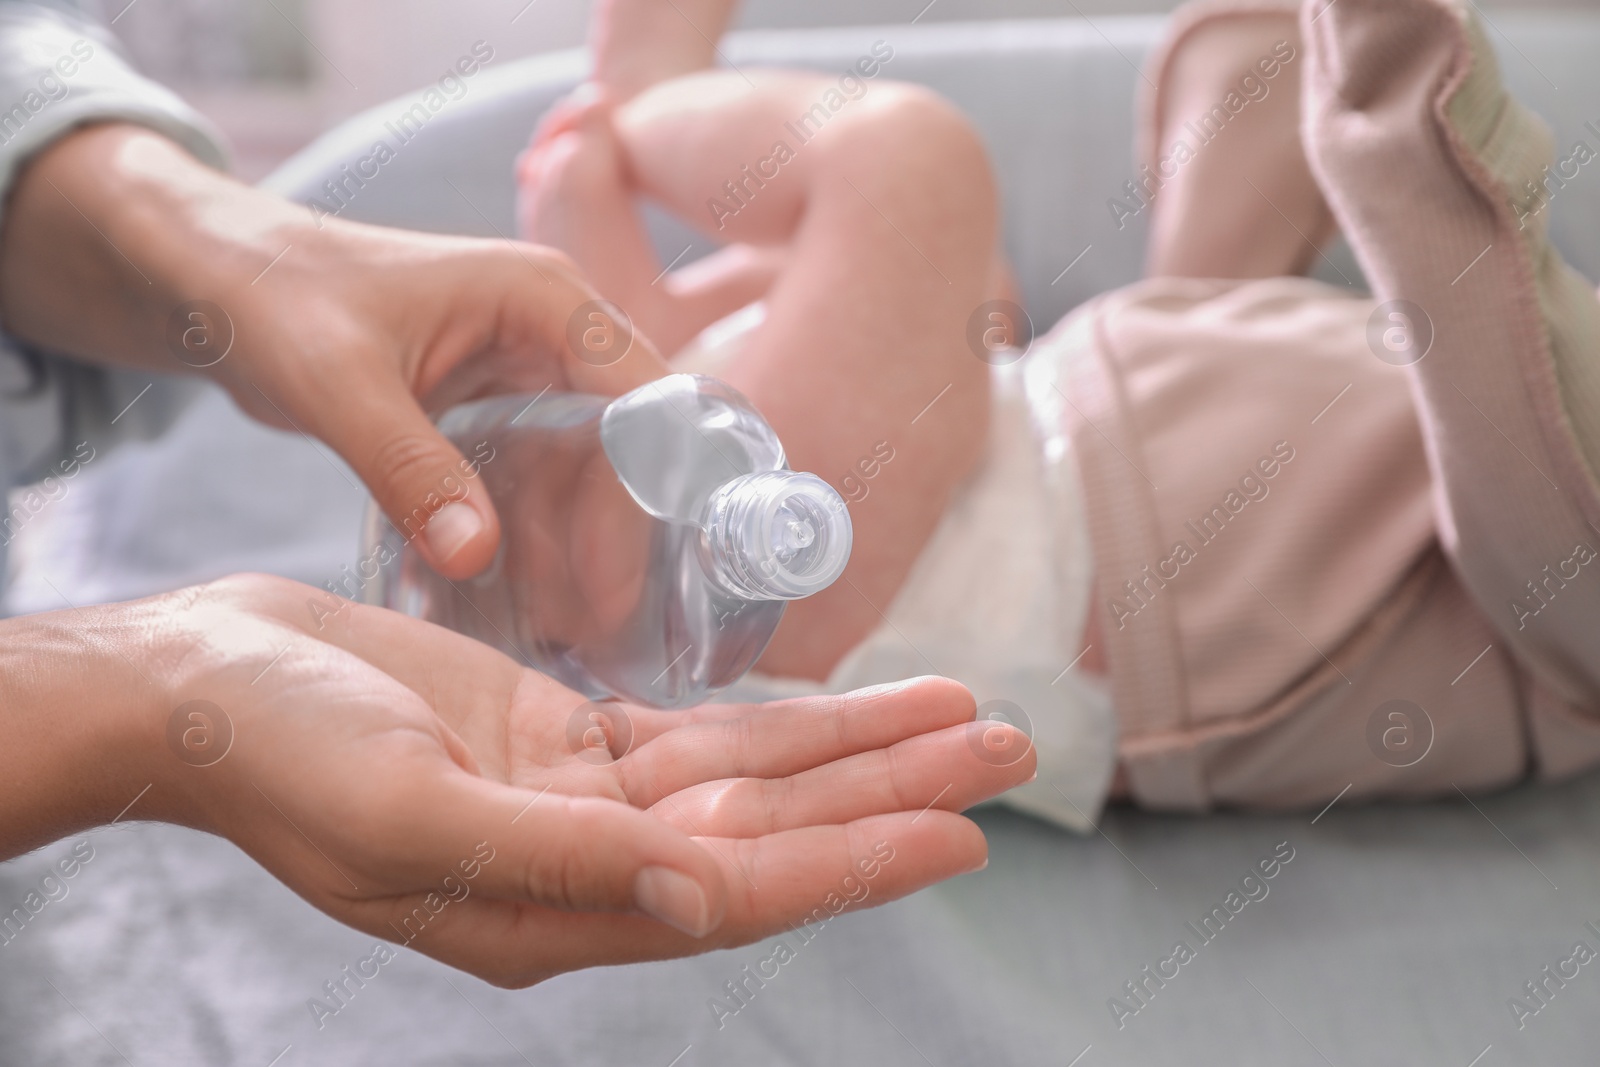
left=157, top=574, right=1033, bottom=988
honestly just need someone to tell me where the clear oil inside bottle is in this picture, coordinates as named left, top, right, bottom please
left=364, top=375, right=850, bottom=709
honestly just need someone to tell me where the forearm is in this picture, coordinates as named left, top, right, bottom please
left=0, top=599, right=178, bottom=859
left=0, top=122, right=310, bottom=373
left=0, top=118, right=671, bottom=582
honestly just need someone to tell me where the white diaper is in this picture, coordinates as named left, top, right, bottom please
left=676, top=304, right=1117, bottom=833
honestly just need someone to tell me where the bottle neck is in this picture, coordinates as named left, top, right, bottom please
left=699, top=471, right=853, bottom=601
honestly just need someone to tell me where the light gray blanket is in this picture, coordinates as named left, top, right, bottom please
left=4, top=777, right=1599, bottom=1064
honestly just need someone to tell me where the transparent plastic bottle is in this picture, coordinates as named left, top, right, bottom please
left=362, top=374, right=852, bottom=709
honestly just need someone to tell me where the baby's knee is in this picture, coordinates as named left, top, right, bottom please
left=820, top=82, right=997, bottom=213
left=859, top=82, right=977, bottom=143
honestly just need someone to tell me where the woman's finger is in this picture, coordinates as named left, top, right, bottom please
left=610, top=676, right=981, bottom=803
left=477, top=239, right=673, bottom=397
left=357, top=764, right=730, bottom=940
left=646, top=719, right=1034, bottom=837
left=307, top=369, right=505, bottom=580
left=340, top=808, right=987, bottom=988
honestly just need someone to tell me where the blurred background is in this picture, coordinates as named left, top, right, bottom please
left=93, top=0, right=1586, bottom=181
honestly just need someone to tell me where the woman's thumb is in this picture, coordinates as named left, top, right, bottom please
left=334, top=384, right=502, bottom=580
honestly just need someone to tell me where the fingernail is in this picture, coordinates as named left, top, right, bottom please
left=967, top=856, right=990, bottom=874
left=424, top=502, right=482, bottom=563
left=634, top=866, right=713, bottom=938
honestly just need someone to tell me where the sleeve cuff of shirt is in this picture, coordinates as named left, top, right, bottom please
left=0, top=4, right=225, bottom=599
left=0, top=2, right=229, bottom=236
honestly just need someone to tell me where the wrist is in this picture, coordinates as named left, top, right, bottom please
left=101, top=126, right=321, bottom=308
left=0, top=123, right=319, bottom=370
left=0, top=597, right=188, bottom=859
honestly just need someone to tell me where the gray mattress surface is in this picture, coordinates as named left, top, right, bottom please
left=3, top=777, right=1598, bottom=1064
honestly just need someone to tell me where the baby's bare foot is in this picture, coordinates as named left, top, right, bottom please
left=589, top=0, right=736, bottom=101
left=517, top=93, right=670, bottom=326
left=519, top=92, right=754, bottom=357
left=517, top=89, right=784, bottom=357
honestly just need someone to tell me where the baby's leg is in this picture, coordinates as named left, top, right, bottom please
left=1305, top=0, right=1600, bottom=702
left=589, top=0, right=739, bottom=102
left=1143, top=7, right=1335, bottom=279
left=615, top=75, right=1003, bottom=678
left=611, top=72, right=1002, bottom=678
